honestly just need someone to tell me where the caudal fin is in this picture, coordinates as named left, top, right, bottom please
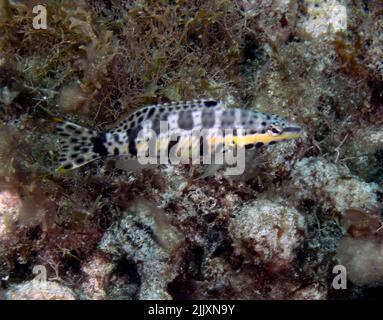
left=54, top=118, right=102, bottom=172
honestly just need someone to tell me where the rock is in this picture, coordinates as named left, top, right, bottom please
left=80, top=253, right=115, bottom=300
left=363, top=13, right=383, bottom=80
left=291, top=157, right=379, bottom=212
left=5, top=279, right=76, bottom=300
left=99, top=199, right=183, bottom=300
left=344, top=127, right=383, bottom=182
left=229, top=199, right=306, bottom=272
left=298, top=0, right=347, bottom=38
left=0, top=190, right=22, bottom=241
left=290, top=284, right=327, bottom=300
left=326, top=178, right=379, bottom=213
left=336, top=237, right=383, bottom=287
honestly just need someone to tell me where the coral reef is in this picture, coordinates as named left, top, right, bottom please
left=0, top=190, right=22, bottom=240
left=80, top=252, right=115, bottom=300
left=336, top=237, right=383, bottom=287
left=99, top=200, right=183, bottom=300
left=298, top=0, right=347, bottom=38
left=333, top=207, right=383, bottom=291
left=0, top=0, right=382, bottom=300
left=5, top=279, right=76, bottom=300
left=289, top=157, right=380, bottom=212
left=229, top=199, right=305, bottom=272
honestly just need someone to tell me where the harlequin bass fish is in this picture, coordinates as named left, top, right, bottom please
left=54, top=99, right=301, bottom=172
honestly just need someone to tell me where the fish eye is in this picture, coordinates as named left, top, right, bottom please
left=267, top=124, right=283, bottom=136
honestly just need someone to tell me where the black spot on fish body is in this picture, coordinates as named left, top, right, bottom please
left=114, top=134, right=121, bottom=143
left=59, top=133, right=70, bottom=137
left=91, top=133, right=108, bottom=156
left=245, top=144, right=255, bottom=150
left=66, top=124, right=77, bottom=131
left=160, top=112, right=169, bottom=121
left=114, top=147, right=120, bottom=155
left=76, top=158, right=85, bottom=165
left=178, top=109, right=194, bottom=130
left=152, top=117, right=161, bottom=134
left=127, top=126, right=141, bottom=156
left=199, top=136, right=204, bottom=156
left=284, top=127, right=301, bottom=133
left=62, top=164, right=73, bottom=170
left=204, top=100, right=218, bottom=107
left=255, top=142, right=264, bottom=148
left=202, top=109, right=215, bottom=128
left=147, top=108, right=155, bottom=118
left=220, top=110, right=235, bottom=128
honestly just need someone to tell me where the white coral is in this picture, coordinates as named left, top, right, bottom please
left=0, top=190, right=22, bottom=240
left=291, top=157, right=379, bottom=212
left=299, top=0, right=347, bottom=38
left=230, top=199, right=305, bottom=271
left=6, top=279, right=76, bottom=300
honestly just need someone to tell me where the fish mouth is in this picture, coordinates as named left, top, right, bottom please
left=278, top=126, right=302, bottom=140
left=283, top=126, right=301, bottom=133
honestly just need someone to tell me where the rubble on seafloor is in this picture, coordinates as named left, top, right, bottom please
left=0, top=0, right=382, bottom=299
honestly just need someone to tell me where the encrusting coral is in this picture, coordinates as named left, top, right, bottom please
left=334, top=208, right=383, bottom=289
left=229, top=199, right=306, bottom=272
left=289, top=157, right=380, bottom=212
left=99, top=199, right=183, bottom=300
left=5, top=279, right=76, bottom=300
